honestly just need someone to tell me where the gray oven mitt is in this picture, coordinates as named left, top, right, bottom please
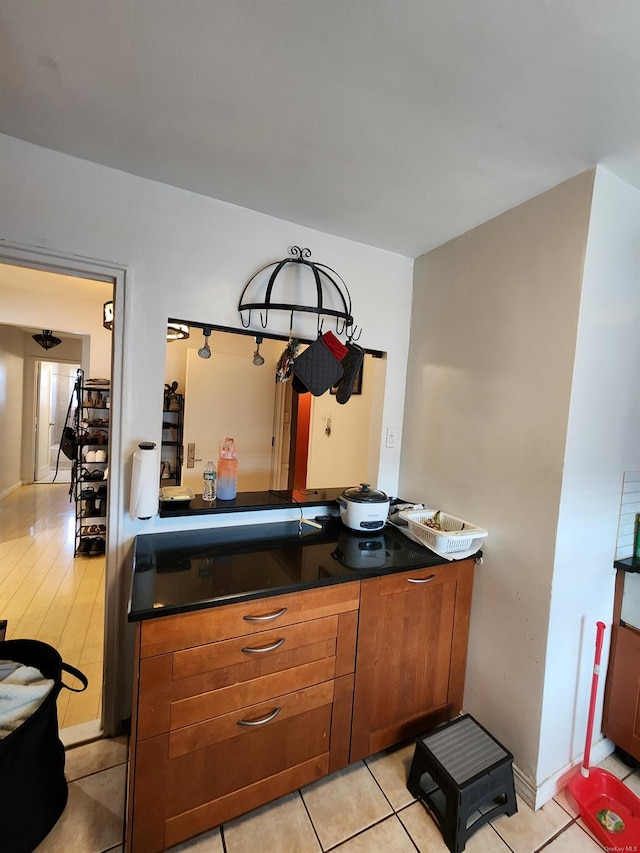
left=292, top=336, right=344, bottom=396
left=336, top=343, right=365, bottom=404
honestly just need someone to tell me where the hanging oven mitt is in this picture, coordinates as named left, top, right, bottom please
left=336, top=342, right=365, bottom=404
left=292, top=375, right=310, bottom=395
left=321, top=330, right=348, bottom=362
left=292, top=335, right=344, bottom=396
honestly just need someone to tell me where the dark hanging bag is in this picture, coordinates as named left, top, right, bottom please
left=60, top=426, right=78, bottom=460
left=0, top=639, right=88, bottom=853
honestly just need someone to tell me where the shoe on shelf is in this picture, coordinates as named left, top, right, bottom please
left=89, top=537, right=105, bottom=555
left=77, top=538, right=91, bottom=555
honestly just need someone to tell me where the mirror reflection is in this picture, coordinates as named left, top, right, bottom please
left=163, top=322, right=386, bottom=496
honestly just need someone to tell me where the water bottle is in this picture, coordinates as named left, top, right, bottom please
left=217, top=437, right=238, bottom=500
left=202, top=460, right=217, bottom=501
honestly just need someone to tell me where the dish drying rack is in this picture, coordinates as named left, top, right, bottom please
left=396, top=508, right=488, bottom=558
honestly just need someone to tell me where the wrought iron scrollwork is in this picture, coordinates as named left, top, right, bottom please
left=238, top=246, right=361, bottom=340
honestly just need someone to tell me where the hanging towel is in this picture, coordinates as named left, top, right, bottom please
left=0, top=661, right=54, bottom=739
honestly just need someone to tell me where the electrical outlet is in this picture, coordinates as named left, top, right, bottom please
left=385, top=428, right=398, bottom=449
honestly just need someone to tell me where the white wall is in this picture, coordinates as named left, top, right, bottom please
left=0, top=132, right=412, bottom=514
left=402, top=172, right=595, bottom=794
left=0, top=325, right=25, bottom=497
left=0, top=132, right=413, bottom=721
left=0, top=264, right=112, bottom=378
left=538, top=169, right=640, bottom=789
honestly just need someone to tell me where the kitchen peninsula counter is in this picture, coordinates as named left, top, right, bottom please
left=157, top=487, right=345, bottom=518
left=128, top=516, right=460, bottom=621
left=126, top=516, right=478, bottom=852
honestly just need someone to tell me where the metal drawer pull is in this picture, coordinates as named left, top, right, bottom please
left=237, top=707, right=282, bottom=727
left=241, top=638, right=286, bottom=654
left=243, top=607, right=288, bottom=622
left=407, top=575, right=436, bottom=584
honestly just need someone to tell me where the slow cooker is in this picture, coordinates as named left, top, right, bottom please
left=336, top=483, right=390, bottom=531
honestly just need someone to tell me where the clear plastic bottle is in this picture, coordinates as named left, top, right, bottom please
left=202, top=460, right=217, bottom=501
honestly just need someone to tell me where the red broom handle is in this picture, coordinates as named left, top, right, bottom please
left=581, top=621, right=606, bottom=776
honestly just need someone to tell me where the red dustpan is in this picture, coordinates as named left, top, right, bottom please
left=568, top=621, right=640, bottom=846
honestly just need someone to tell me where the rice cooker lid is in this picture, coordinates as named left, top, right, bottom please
left=341, top=483, right=389, bottom=503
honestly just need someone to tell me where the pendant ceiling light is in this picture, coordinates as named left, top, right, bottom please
left=197, top=327, right=212, bottom=359
left=103, top=301, right=189, bottom=342
left=32, top=330, right=62, bottom=351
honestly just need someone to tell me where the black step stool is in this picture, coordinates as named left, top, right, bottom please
left=407, top=714, right=517, bottom=853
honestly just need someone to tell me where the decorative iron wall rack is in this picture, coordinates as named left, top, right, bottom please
left=238, top=246, right=360, bottom=339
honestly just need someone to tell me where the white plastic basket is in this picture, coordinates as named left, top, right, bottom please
left=398, top=509, right=488, bottom=555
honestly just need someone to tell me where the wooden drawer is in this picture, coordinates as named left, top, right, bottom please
left=378, top=562, right=462, bottom=597
left=139, top=582, right=360, bottom=658
left=172, top=614, right=339, bottom=680
left=137, top=611, right=358, bottom=740
left=133, top=682, right=333, bottom=853
left=171, top=657, right=336, bottom=730
left=169, top=679, right=334, bottom=758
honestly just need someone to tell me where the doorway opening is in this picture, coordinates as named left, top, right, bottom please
left=0, top=259, right=114, bottom=738
left=34, top=360, right=81, bottom=484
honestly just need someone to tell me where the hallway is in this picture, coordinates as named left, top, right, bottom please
left=0, top=482, right=104, bottom=729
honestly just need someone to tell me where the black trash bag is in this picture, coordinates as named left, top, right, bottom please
left=0, top=639, right=88, bottom=853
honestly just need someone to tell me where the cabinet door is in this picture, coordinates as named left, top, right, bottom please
left=351, top=559, right=474, bottom=762
left=603, top=623, right=640, bottom=760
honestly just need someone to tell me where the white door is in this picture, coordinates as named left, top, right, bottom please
left=34, top=361, right=53, bottom=481
left=182, top=348, right=278, bottom=495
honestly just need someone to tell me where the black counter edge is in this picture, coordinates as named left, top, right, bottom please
left=127, top=550, right=481, bottom=623
left=614, top=556, right=640, bottom=573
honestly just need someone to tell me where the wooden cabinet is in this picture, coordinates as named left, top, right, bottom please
left=350, top=559, right=474, bottom=762
left=127, top=558, right=475, bottom=852
left=603, top=567, right=640, bottom=761
left=127, top=583, right=360, bottom=853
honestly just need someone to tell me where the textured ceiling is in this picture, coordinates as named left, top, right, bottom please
left=1, top=1, right=640, bottom=257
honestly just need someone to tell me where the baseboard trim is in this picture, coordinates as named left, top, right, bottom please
left=0, top=481, right=22, bottom=502
left=60, top=719, right=103, bottom=749
left=513, top=736, right=615, bottom=810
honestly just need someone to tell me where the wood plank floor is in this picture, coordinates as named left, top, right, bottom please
left=0, top=483, right=104, bottom=729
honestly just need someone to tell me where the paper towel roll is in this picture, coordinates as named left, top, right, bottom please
left=130, top=442, right=160, bottom=520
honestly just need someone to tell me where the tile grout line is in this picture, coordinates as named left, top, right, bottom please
left=296, top=787, right=328, bottom=852
left=532, top=817, right=592, bottom=853
left=350, top=757, right=420, bottom=852
left=320, top=814, right=415, bottom=853
left=219, top=821, right=229, bottom=853
left=65, top=758, right=127, bottom=785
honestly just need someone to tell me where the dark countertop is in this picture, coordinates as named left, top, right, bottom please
left=614, top=557, right=640, bottom=573
left=158, top=487, right=345, bottom=517
left=129, top=516, right=472, bottom=622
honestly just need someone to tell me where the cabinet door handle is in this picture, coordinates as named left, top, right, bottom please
left=237, top=707, right=281, bottom=727
left=407, top=575, right=436, bottom=584
left=241, top=638, right=286, bottom=655
left=243, top=607, right=288, bottom=622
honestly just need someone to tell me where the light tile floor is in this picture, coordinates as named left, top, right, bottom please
left=34, top=736, right=640, bottom=852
